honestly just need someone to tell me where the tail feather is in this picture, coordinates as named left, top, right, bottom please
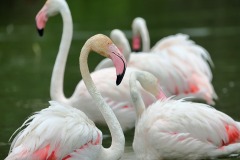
left=209, top=143, right=240, bottom=158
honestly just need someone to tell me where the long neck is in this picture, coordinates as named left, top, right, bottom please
left=120, top=34, right=131, bottom=63
left=129, top=74, right=146, bottom=120
left=50, top=3, right=72, bottom=103
left=80, top=45, right=124, bottom=160
left=140, top=25, right=150, bottom=52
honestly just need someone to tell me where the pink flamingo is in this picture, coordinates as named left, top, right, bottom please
left=96, top=29, right=217, bottom=105
left=5, top=34, right=126, bottom=160
left=130, top=70, right=240, bottom=160
left=34, top=0, right=158, bottom=131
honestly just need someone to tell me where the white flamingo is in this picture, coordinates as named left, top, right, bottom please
left=131, top=17, right=214, bottom=81
left=130, top=70, right=240, bottom=160
left=5, top=34, right=126, bottom=160
left=96, top=29, right=217, bottom=105
left=35, top=0, right=159, bottom=131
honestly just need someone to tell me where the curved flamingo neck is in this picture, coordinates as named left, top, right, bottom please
left=129, top=73, right=146, bottom=119
left=50, top=1, right=72, bottom=103
left=79, top=40, right=124, bottom=160
left=139, top=24, right=150, bottom=52
left=117, top=32, right=131, bottom=63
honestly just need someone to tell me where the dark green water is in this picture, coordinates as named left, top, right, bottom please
left=0, top=0, right=240, bottom=159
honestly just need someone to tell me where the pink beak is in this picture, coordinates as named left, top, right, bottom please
left=35, top=5, right=48, bottom=36
left=108, top=44, right=127, bottom=85
left=132, top=35, right=141, bottom=52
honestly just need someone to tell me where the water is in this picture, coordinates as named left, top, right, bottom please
left=0, top=0, right=240, bottom=159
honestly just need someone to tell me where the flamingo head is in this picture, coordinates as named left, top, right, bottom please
left=35, top=0, right=65, bottom=36
left=87, top=34, right=127, bottom=85
left=134, top=71, right=166, bottom=99
left=132, top=17, right=145, bottom=52
left=132, top=17, right=149, bottom=52
left=132, top=34, right=141, bottom=52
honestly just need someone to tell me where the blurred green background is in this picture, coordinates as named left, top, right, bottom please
left=0, top=0, right=240, bottom=159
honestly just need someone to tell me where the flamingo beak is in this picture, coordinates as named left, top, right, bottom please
left=116, top=63, right=126, bottom=85
left=37, top=28, right=44, bottom=37
left=35, top=5, right=48, bottom=37
left=108, top=44, right=127, bottom=85
left=132, top=35, right=141, bottom=52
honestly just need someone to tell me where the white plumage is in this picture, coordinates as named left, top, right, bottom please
left=151, top=33, right=214, bottom=81
left=71, top=67, right=157, bottom=131
left=6, top=101, right=102, bottom=160
left=134, top=99, right=240, bottom=160
left=130, top=71, right=240, bottom=160
left=96, top=29, right=217, bottom=105
left=131, top=17, right=214, bottom=83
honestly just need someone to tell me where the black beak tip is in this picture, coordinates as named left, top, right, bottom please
left=116, top=66, right=126, bottom=86
left=37, top=28, right=44, bottom=37
left=116, top=74, right=124, bottom=86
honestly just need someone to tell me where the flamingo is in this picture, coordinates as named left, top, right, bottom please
left=95, top=29, right=217, bottom=105
left=130, top=70, right=240, bottom=160
left=132, top=17, right=214, bottom=81
left=35, top=0, right=159, bottom=131
left=5, top=34, right=126, bottom=160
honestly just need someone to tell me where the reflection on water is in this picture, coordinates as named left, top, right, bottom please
left=1, top=0, right=240, bottom=159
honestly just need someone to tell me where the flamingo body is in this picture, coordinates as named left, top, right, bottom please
left=131, top=17, right=214, bottom=82
left=133, top=99, right=240, bottom=160
left=130, top=71, right=240, bottom=160
left=6, top=101, right=102, bottom=160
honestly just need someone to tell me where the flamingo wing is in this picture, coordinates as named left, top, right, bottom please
left=128, top=53, right=217, bottom=104
left=151, top=33, right=214, bottom=81
left=6, top=101, right=102, bottom=160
